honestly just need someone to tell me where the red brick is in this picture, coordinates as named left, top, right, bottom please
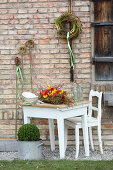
left=41, top=120, right=48, bottom=125
left=104, top=125, right=113, bottom=129
left=39, top=40, right=49, bottom=44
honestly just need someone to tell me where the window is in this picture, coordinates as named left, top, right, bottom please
left=91, top=0, right=113, bottom=80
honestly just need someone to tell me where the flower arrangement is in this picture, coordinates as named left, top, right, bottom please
left=39, top=85, right=68, bottom=104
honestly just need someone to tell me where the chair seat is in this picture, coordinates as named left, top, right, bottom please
left=64, top=90, right=103, bottom=158
left=66, top=116, right=98, bottom=125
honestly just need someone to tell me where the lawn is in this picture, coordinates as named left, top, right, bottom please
left=0, top=160, right=113, bottom=170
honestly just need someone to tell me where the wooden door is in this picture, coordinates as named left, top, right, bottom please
left=92, top=0, right=113, bottom=80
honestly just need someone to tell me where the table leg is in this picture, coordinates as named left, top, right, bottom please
left=24, top=116, right=30, bottom=124
left=82, top=108, right=89, bottom=157
left=57, top=118, right=65, bottom=159
left=48, top=119, right=55, bottom=151
left=23, top=107, right=30, bottom=124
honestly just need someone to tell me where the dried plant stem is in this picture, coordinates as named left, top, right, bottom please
left=70, top=0, right=72, bottom=13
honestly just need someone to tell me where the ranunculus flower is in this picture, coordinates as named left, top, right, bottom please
left=42, top=91, right=47, bottom=95
left=56, top=90, right=60, bottom=94
left=53, top=93, right=57, bottom=95
left=61, top=95, right=65, bottom=100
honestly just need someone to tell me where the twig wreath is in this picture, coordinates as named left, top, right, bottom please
left=19, top=46, right=26, bottom=55
left=55, top=13, right=82, bottom=39
left=25, top=40, right=34, bottom=49
left=55, top=13, right=82, bottom=82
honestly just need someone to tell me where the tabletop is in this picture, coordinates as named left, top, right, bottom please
left=21, top=100, right=90, bottom=159
left=19, top=100, right=91, bottom=108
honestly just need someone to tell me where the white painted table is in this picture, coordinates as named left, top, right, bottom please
left=20, top=101, right=90, bottom=159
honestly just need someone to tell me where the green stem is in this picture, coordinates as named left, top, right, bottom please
left=21, top=55, right=24, bottom=99
left=15, top=73, right=18, bottom=138
left=29, top=48, right=33, bottom=92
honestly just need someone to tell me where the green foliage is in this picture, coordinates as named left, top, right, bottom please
left=17, top=124, right=40, bottom=141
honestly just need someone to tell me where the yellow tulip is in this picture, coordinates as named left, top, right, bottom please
left=48, top=85, right=51, bottom=89
left=43, top=95, right=47, bottom=98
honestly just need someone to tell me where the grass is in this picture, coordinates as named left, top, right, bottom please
left=0, top=160, right=113, bottom=170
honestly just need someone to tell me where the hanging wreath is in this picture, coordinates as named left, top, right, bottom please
left=19, top=46, right=26, bottom=55
left=55, top=12, right=82, bottom=39
left=25, top=40, right=34, bottom=49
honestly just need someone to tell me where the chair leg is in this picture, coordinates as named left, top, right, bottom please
left=97, top=125, right=103, bottom=154
left=75, top=125, right=79, bottom=158
left=89, top=127, right=94, bottom=151
left=64, top=124, right=68, bottom=152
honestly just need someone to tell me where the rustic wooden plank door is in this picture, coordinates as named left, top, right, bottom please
left=92, top=0, right=113, bottom=80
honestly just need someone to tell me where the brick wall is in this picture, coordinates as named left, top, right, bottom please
left=0, top=0, right=113, bottom=148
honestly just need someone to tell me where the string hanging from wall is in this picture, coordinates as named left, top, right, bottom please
left=25, top=40, right=34, bottom=92
left=15, top=40, right=34, bottom=137
left=15, top=56, right=24, bottom=137
left=55, top=0, right=82, bottom=82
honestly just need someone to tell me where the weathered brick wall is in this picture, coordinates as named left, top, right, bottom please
left=0, top=0, right=112, bottom=148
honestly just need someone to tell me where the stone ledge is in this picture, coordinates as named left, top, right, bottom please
left=0, top=139, right=17, bottom=152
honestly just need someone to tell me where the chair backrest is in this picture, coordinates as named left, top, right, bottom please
left=88, top=90, right=102, bottom=121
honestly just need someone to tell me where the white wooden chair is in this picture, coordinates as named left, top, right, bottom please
left=64, top=90, right=103, bottom=158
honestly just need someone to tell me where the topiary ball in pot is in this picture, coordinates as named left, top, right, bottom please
left=17, top=124, right=42, bottom=160
left=18, top=123, right=40, bottom=141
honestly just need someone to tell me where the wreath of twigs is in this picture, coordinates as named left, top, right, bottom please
left=19, top=46, right=26, bottom=55
left=25, top=40, right=34, bottom=49
left=55, top=13, right=82, bottom=39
